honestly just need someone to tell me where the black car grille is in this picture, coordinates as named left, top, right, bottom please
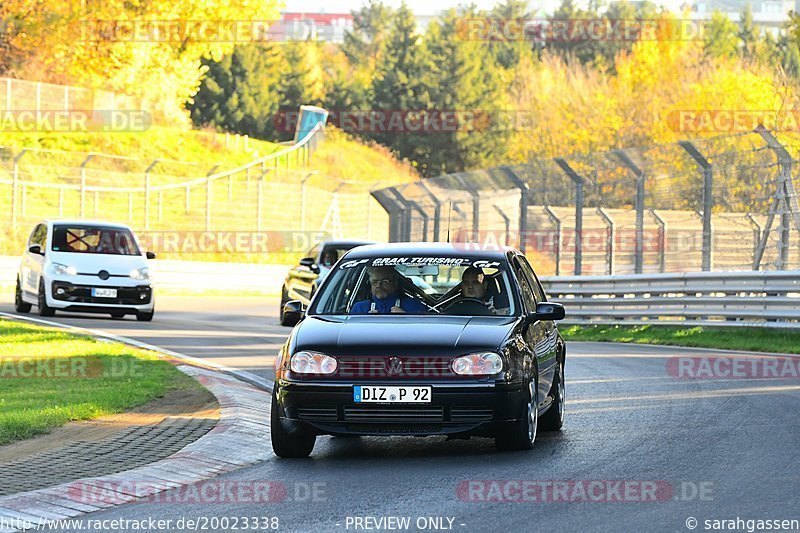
left=335, top=357, right=455, bottom=379
left=450, top=408, right=494, bottom=422
left=344, top=405, right=445, bottom=423
left=297, top=407, right=338, bottom=421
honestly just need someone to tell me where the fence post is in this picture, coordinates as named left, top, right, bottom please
left=453, top=173, right=480, bottom=241
left=650, top=209, right=667, bottom=272
left=678, top=141, right=713, bottom=271
left=612, top=150, right=645, bottom=274
left=597, top=207, right=615, bottom=275
left=205, top=165, right=220, bottom=232
left=256, top=171, right=268, bottom=232
left=417, top=180, right=442, bottom=242
left=494, top=205, right=511, bottom=246
left=754, top=127, right=795, bottom=270
left=144, top=159, right=159, bottom=230
left=79, top=154, right=95, bottom=219
left=544, top=206, right=562, bottom=276
left=11, top=149, right=29, bottom=229
left=746, top=213, right=762, bottom=262
left=499, top=166, right=529, bottom=253
left=554, top=158, right=586, bottom=275
left=300, top=172, right=315, bottom=232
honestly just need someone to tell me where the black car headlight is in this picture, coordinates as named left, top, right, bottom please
left=290, top=351, right=338, bottom=375
left=451, top=352, right=503, bottom=376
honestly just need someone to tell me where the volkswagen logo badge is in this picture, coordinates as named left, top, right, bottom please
left=98, top=270, right=110, bottom=280
left=385, top=357, right=403, bottom=376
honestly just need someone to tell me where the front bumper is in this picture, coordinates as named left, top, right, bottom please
left=275, top=380, right=525, bottom=437
left=48, top=279, right=154, bottom=312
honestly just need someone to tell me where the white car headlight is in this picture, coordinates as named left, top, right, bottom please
left=290, top=351, right=338, bottom=375
left=451, top=352, right=504, bottom=376
left=51, top=263, right=78, bottom=276
left=130, top=267, right=151, bottom=281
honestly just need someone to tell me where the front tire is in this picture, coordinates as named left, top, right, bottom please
left=38, top=280, right=55, bottom=317
left=15, top=277, right=32, bottom=313
left=279, top=287, right=291, bottom=326
left=495, top=377, right=537, bottom=451
left=136, top=310, right=154, bottom=322
left=270, top=391, right=315, bottom=458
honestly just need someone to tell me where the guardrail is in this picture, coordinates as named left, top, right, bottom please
left=541, top=270, right=800, bottom=328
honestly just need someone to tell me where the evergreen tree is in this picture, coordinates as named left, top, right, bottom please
left=703, top=11, right=739, bottom=58
left=371, top=2, right=434, bottom=174
left=739, top=3, right=758, bottom=60
left=188, top=44, right=284, bottom=139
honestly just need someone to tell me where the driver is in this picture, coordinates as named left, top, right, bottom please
left=351, top=266, right=427, bottom=314
left=460, top=266, right=510, bottom=315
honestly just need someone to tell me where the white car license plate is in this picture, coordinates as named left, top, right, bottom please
left=92, top=288, right=117, bottom=298
left=354, top=386, right=431, bottom=403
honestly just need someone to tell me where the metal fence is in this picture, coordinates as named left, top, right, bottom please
left=541, top=270, right=800, bottom=328
left=0, top=124, right=396, bottom=256
left=373, top=128, right=800, bottom=276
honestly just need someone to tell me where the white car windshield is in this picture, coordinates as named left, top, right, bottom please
left=52, top=225, right=141, bottom=256
left=312, top=256, right=516, bottom=316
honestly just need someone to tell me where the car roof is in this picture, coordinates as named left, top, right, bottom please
left=44, top=219, right=133, bottom=230
left=344, top=242, right=515, bottom=260
left=322, top=239, right=375, bottom=247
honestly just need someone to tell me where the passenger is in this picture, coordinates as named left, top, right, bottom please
left=460, top=266, right=510, bottom=315
left=321, top=250, right=338, bottom=267
left=351, top=266, right=428, bottom=314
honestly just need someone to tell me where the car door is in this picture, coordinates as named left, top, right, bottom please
left=22, top=224, right=47, bottom=294
left=287, top=243, right=320, bottom=304
left=517, top=255, right=559, bottom=402
left=512, top=255, right=554, bottom=406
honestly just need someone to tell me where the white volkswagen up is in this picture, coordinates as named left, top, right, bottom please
left=15, top=220, right=156, bottom=321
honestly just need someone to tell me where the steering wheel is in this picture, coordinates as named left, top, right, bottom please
left=441, top=297, right=493, bottom=316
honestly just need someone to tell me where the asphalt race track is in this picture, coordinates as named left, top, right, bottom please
left=2, top=294, right=799, bottom=533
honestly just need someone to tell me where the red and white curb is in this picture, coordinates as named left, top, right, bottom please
left=0, top=313, right=274, bottom=532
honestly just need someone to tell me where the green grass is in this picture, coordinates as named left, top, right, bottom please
left=561, top=324, right=800, bottom=354
left=0, top=318, right=200, bottom=445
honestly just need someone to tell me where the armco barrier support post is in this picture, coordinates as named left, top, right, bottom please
left=554, top=158, right=586, bottom=275
left=499, top=166, right=529, bottom=254
left=678, top=141, right=714, bottom=272
left=612, top=149, right=645, bottom=274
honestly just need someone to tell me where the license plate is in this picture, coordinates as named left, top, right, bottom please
left=353, top=386, right=431, bottom=403
left=92, top=288, right=117, bottom=298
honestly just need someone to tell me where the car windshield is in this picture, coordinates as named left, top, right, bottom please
left=312, top=255, right=516, bottom=316
left=51, top=225, right=141, bottom=256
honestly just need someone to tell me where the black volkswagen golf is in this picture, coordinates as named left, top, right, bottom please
left=272, top=243, right=566, bottom=457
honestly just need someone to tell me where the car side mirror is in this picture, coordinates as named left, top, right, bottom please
left=283, top=300, right=306, bottom=326
left=28, top=245, right=43, bottom=256
left=146, top=251, right=157, bottom=260
left=530, top=302, right=565, bottom=322
left=299, top=257, right=320, bottom=274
